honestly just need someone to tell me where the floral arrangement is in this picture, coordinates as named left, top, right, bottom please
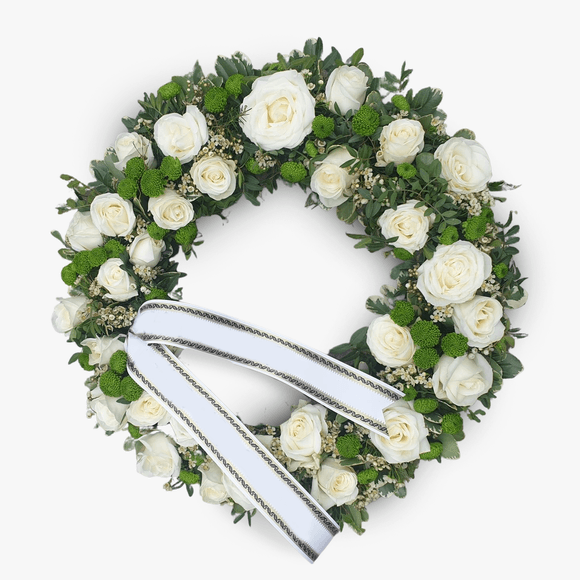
left=52, top=38, right=526, bottom=535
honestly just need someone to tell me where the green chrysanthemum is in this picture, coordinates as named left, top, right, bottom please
left=391, top=95, right=410, bottom=111
left=175, top=222, right=198, bottom=246
left=144, top=289, right=168, bottom=301
left=140, top=169, right=166, bottom=198
left=120, top=376, right=143, bottom=402
left=397, top=163, right=417, bottom=179
left=411, top=320, right=441, bottom=348
left=441, top=413, right=463, bottom=435
left=403, top=386, right=417, bottom=401
left=352, top=105, right=380, bottom=136
left=494, top=263, right=509, bottom=279
left=204, top=86, right=228, bottom=113
left=225, top=74, right=245, bottom=97
left=72, top=251, right=92, bottom=275
left=147, top=222, right=168, bottom=241
left=312, top=115, right=334, bottom=139
left=88, top=247, right=108, bottom=268
left=160, top=156, right=182, bottom=181
left=99, top=370, right=122, bottom=397
left=441, top=333, right=468, bottom=358
left=179, top=470, right=201, bottom=485
left=305, top=141, right=318, bottom=157
left=480, top=206, right=494, bottom=223
left=357, top=468, right=379, bottom=485
left=158, top=81, right=181, bottom=100
left=78, top=353, right=95, bottom=372
left=246, top=158, right=266, bottom=175
left=420, top=442, right=443, bottom=460
left=280, top=161, right=307, bottom=183
left=393, top=247, right=414, bottom=261
left=413, top=398, right=439, bottom=414
left=462, top=215, right=487, bottom=241
left=117, top=178, right=138, bottom=200
left=109, top=350, right=127, bottom=374
left=439, top=225, right=459, bottom=245
left=104, top=239, right=126, bottom=258
left=336, top=433, right=361, bottom=458
left=413, top=347, right=440, bottom=369
left=390, top=301, right=415, bottom=327
left=61, top=263, right=77, bottom=286
left=125, top=157, right=146, bottom=181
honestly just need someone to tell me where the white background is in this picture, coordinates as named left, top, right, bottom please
left=3, top=1, right=578, bottom=578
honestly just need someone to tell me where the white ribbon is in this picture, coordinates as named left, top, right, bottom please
left=126, top=300, right=402, bottom=562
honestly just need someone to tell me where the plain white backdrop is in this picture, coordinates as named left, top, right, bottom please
left=3, top=1, right=577, bottom=578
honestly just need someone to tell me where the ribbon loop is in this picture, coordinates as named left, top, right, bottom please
left=126, top=300, right=402, bottom=561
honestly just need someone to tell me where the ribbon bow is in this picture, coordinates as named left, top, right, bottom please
left=126, top=300, right=401, bottom=562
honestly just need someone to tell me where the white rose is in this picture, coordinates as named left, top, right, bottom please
left=80, top=336, right=124, bottom=366
left=66, top=211, right=103, bottom=251
left=126, top=393, right=169, bottom=427
left=135, top=432, right=181, bottom=478
left=369, top=400, right=430, bottom=464
left=378, top=201, right=435, bottom=252
left=416, top=241, right=492, bottom=307
left=310, top=146, right=356, bottom=208
left=279, top=400, right=328, bottom=472
left=376, top=119, right=425, bottom=166
left=153, top=105, right=208, bottom=164
left=190, top=155, right=237, bottom=201
left=199, top=460, right=229, bottom=504
left=169, top=417, right=198, bottom=448
left=97, top=258, right=138, bottom=302
left=325, top=65, right=368, bottom=114
left=128, top=232, right=165, bottom=267
left=240, top=70, right=315, bottom=151
left=90, top=394, right=128, bottom=432
left=452, top=295, right=505, bottom=348
left=434, top=137, right=492, bottom=194
left=366, top=315, right=416, bottom=367
left=432, top=354, right=493, bottom=407
left=148, top=189, right=194, bottom=230
left=51, top=295, right=89, bottom=333
left=90, top=193, right=136, bottom=237
left=311, top=458, right=359, bottom=510
left=113, top=132, right=155, bottom=171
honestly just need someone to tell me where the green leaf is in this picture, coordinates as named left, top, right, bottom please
left=336, top=199, right=357, bottom=223
left=348, top=48, right=364, bottom=66
left=438, top=433, right=460, bottom=459
left=496, top=352, right=524, bottom=379
left=453, top=128, right=476, bottom=140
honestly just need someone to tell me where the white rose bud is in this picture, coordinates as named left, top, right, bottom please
left=90, top=193, right=136, bottom=237
left=279, top=400, right=328, bottom=472
left=434, top=137, right=492, bottom=194
left=148, top=189, right=194, bottom=230
left=80, top=336, right=124, bottom=366
left=311, top=458, right=359, bottom=510
left=376, top=119, right=425, bottom=166
left=128, top=232, right=165, bottom=267
left=126, top=393, right=169, bottom=427
left=432, top=354, right=493, bottom=407
left=199, top=460, right=229, bottom=504
left=190, top=155, right=237, bottom=201
left=310, top=146, right=356, bottom=208
left=97, top=258, right=138, bottom=302
left=369, top=400, right=430, bottom=464
left=51, top=295, right=89, bottom=333
left=90, top=394, right=128, bottom=432
left=452, top=295, right=505, bottom=348
left=378, top=201, right=435, bottom=252
left=65, top=211, right=103, bottom=251
left=240, top=70, right=315, bottom=151
left=416, top=241, right=492, bottom=307
left=366, top=315, right=416, bottom=367
left=153, top=105, right=209, bottom=164
left=325, top=65, right=368, bottom=114
left=113, top=132, right=155, bottom=171
left=135, top=432, right=181, bottom=478
left=169, top=417, right=198, bottom=448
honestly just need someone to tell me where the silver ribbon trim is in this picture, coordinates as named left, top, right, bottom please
left=126, top=300, right=402, bottom=561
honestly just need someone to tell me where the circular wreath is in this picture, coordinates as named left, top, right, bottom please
left=52, top=38, right=526, bottom=535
